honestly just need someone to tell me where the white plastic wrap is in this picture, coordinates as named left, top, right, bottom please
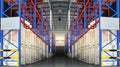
left=46, top=45, right=49, bottom=58
left=3, top=27, right=52, bottom=66
left=21, top=44, right=26, bottom=65
left=70, top=26, right=117, bottom=66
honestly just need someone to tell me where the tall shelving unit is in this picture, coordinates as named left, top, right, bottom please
left=0, top=0, right=55, bottom=66
left=99, top=0, right=120, bottom=66
left=0, top=0, right=21, bottom=66
left=65, top=0, right=100, bottom=55
left=65, top=0, right=120, bottom=66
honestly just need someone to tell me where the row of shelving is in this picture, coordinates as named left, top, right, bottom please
left=2, top=27, right=52, bottom=66
left=0, top=0, right=55, bottom=66
left=21, top=27, right=52, bottom=65
left=68, top=26, right=118, bottom=66
left=66, top=0, right=119, bottom=67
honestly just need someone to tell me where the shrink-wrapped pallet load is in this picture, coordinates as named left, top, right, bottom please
left=39, top=40, right=43, bottom=61
left=81, top=38, right=83, bottom=61
left=78, top=38, right=81, bottom=60
left=21, top=44, right=26, bottom=65
left=30, top=30, right=34, bottom=63
left=45, top=43, right=47, bottom=59
left=25, top=30, right=31, bottom=64
left=89, top=30, right=95, bottom=64
left=72, top=45, right=74, bottom=58
left=2, top=25, right=52, bottom=66
left=33, top=35, right=36, bottom=63
left=94, top=27, right=99, bottom=65
left=84, top=34, right=88, bottom=63
left=94, top=45, right=99, bottom=65
left=36, top=36, right=38, bottom=62
left=74, top=43, right=78, bottom=59
left=21, top=27, right=26, bottom=65
left=70, top=25, right=117, bottom=66
left=79, top=40, right=82, bottom=60
left=42, top=42, right=46, bottom=59
left=77, top=43, right=80, bottom=59
left=86, top=32, right=90, bottom=63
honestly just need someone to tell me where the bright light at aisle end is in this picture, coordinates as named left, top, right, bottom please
left=55, top=36, right=65, bottom=41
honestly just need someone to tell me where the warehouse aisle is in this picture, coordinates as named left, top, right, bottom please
left=20, top=46, right=99, bottom=67
left=2, top=56, right=119, bottom=67
left=21, top=56, right=99, bottom=67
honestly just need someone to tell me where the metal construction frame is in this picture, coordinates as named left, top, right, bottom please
left=99, top=0, right=120, bottom=66
left=0, top=0, right=55, bottom=66
left=0, top=0, right=21, bottom=66
left=21, top=0, right=55, bottom=53
left=65, top=0, right=119, bottom=66
left=65, top=0, right=99, bottom=54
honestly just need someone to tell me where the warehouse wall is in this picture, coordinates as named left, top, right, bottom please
left=3, top=26, right=52, bottom=66
left=68, top=26, right=117, bottom=66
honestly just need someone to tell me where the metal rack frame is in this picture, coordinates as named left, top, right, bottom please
left=0, top=0, right=55, bottom=66
left=99, top=0, right=120, bottom=66
left=65, top=0, right=99, bottom=53
left=0, top=0, right=21, bottom=66
left=65, top=0, right=120, bottom=66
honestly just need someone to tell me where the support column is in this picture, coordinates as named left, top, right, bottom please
left=99, top=0, right=102, bottom=66
left=116, top=0, right=120, bottom=66
left=34, top=0, right=37, bottom=32
left=0, top=0, right=4, bottom=66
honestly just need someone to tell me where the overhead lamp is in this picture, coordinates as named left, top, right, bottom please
left=58, top=10, right=62, bottom=12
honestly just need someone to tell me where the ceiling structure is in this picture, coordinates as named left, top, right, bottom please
left=51, top=0, right=69, bottom=40
left=42, top=0, right=77, bottom=46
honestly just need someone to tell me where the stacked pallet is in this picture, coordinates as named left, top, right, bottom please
left=21, top=27, right=52, bottom=65
left=3, top=27, right=52, bottom=66
left=69, top=27, right=99, bottom=65
left=69, top=26, right=117, bottom=66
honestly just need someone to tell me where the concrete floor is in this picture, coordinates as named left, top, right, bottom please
left=22, top=56, right=99, bottom=67
left=2, top=56, right=120, bottom=67
left=2, top=56, right=98, bottom=67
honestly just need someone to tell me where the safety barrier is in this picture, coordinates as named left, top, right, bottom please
left=0, top=49, right=19, bottom=67
left=102, top=49, right=120, bottom=67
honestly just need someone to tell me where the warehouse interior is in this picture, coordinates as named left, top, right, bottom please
left=0, top=0, right=120, bottom=67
